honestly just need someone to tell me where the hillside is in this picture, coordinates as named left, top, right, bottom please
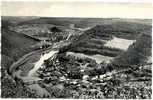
left=17, top=17, right=152, bottom=28
left=59, top=22, right=151, bottom=63
left=1, top=16, right=39, bottom=24
left=2, top=29, right=39, bottom=61
left=1, top=21, right=40, bottom=74
left=1, top=19, right=42, bottom=97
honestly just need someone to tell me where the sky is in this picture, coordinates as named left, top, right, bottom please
left=1, top=1, right=152, bottom=19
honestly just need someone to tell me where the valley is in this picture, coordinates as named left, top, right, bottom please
left=1, top=17, right=152, bottom=99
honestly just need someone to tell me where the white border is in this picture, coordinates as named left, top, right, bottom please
left=1, top=0, right=152, bottom=3
left=0, top=0, right=153, bottom=99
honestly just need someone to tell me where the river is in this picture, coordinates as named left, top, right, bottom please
left=11, top=25, right=92, bottom=97
left=28, top=50, right=58, bottom=76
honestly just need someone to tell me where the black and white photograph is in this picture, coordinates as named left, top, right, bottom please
left=1, top=1, right=152, bottom=99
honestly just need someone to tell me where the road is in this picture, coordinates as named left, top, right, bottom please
left=9, top=40, right=71, bottom=97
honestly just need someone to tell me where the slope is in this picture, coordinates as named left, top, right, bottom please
left=1, top=27, right=40, bottom=73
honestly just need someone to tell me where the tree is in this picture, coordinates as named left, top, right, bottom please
left=2, top=20, right=12, bottom=29
left=49, top=27, right=62, bottom=32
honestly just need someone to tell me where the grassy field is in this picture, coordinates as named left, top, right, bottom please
left=112, top=34, right=152, bottom=66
